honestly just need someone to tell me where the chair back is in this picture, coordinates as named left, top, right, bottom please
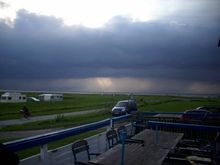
left=72, top=140, right=90, bottom=164
left=117, top=126, right=127, bottom=137
left=106, top=129, right=119, bottom=148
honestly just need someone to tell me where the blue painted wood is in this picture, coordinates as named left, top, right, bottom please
left=120, top=132, right=126, bottom=165
left=148, top=121, right=220, bottom=132
left=5, top=118, right=111, bottom=152
left=5, top=112, right=220, bottom=153
left=5, top=115, right=133, bottom=152
left=142, top=112, right=183, bottom=116
left=142, top=112, right=220, bottom=117
left=112, top=114, right=131, bottom=122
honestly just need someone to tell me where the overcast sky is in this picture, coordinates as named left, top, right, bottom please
left=0, top=0, right=220, bottom=94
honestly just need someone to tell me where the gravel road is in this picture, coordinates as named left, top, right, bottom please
left=0, top=108, right=105, bottom=139
left=0, top=108, right=105, bottom=126
left=0, top=128, right=62, bottom=139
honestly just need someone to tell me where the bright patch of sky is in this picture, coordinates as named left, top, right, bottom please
left=0, top=0, right=219, bottom=94
left=0, top=0, right=191, bottom=28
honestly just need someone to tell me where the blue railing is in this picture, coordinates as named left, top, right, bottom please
left=142, top=112, right=183, bottom=115
left=148, top=121, right=220, bottom=132
left=4, top=112, right=220, bottom=153
left=143, top=112, right=220, bottom=116
left=4, top=115, right=131, bottom=152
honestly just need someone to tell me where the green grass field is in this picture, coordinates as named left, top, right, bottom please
left=0, top=93, right=128, bottom=120
left=136, top=95, right=220, bottom=112
left=0, top=93, right=219, bottom=120
left=1, top=93, right=219, bottom=159
left=0, top=93, right=219, bottom=132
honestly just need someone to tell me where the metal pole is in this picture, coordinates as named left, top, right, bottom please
left=156, top=125, right=159, bottom=144
left=120, top=131, right=126, bottom=165
left=40, top=144, right=49, bottom=165
left=110, top=118, right=114, bottom=129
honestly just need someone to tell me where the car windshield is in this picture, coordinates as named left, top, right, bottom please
left=116, top=101, right=128, bottom=107
left=198, top=107, right=220, bottom=113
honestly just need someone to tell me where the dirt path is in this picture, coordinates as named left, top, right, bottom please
left=0, top=108, right=105, bottom=127
left=0, top=108, right=107, bottom=140
left=0, top=128, right=63, bottom=139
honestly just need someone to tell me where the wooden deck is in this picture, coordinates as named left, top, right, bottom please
left=89, top=129, right=183, bottom=165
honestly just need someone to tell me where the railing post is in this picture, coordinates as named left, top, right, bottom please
left=105, top=118, right=113, bottom=151
left=107, top=118, right=114, bottom=132
left=156, top=125, right=159, bottom=144
left=97, top=133, right=101, bottom=153
left=120, top=131, right=126, bottom=165
left=40, top=144, right=49, bottom=165
left=110, top=118, right=114, bottom=129
left=106, top=118, right=113, bottom=132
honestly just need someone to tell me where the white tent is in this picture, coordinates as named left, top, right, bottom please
left=1, top=92, right=27, bottom=103
left=39, top=94, right=63, bottom=101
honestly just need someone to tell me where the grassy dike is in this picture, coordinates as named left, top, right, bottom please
left=0, top=110, right=110, bottom=131
left=0, top=93, right=127, bottom=120
left=1, top=93, right=219, bottom=120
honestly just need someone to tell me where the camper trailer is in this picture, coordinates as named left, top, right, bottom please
left=39, top=94, right=63, bottom=102
left=1, top=92, right=27, bottom=103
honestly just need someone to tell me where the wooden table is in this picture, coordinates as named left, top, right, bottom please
left=89, top=129, right=183, bottom=165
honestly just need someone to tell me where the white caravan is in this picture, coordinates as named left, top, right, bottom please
left=39, top=94, right=63, bottom=101
left=1, top=92, right=27, bottom=103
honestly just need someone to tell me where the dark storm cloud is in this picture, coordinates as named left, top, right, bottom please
left=0, top=1, right=9, bottom=8
left=0, top=8, right=220, bottom=86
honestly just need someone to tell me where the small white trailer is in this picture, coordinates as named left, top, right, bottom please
left=39, top=94, right=63, bottom=102
left=0, top=92, right=27, bottom=103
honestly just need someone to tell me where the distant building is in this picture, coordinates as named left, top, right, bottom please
left=39, top=94, right=63, bottom=102
left=0, top=92, right=27, bottom=103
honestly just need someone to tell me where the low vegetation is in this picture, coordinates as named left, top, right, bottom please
left=137, top=95, right=220, bottom=112
left=0, top=93, right=124, bottom=120
left=1, top=93, right=219, bottom=120
left=0, top=110, right=110, bottom=131
left=0, top=94, right=219, bottom=132
left=0, top=93, right=219, bottom=159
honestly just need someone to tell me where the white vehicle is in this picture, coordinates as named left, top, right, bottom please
left=27, top=97, right=40, bottom=102
left=111, top=100, right=137, bottom=116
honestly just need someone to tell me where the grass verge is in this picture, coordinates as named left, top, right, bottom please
left=0, top=110, right=111, bottom=131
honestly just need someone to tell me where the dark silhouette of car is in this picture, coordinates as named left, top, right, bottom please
left=195, top=106, right=220, bottom=113
left=111, top=100, right=137, bottom=116
left=181, top=106, right=220, bottom=123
